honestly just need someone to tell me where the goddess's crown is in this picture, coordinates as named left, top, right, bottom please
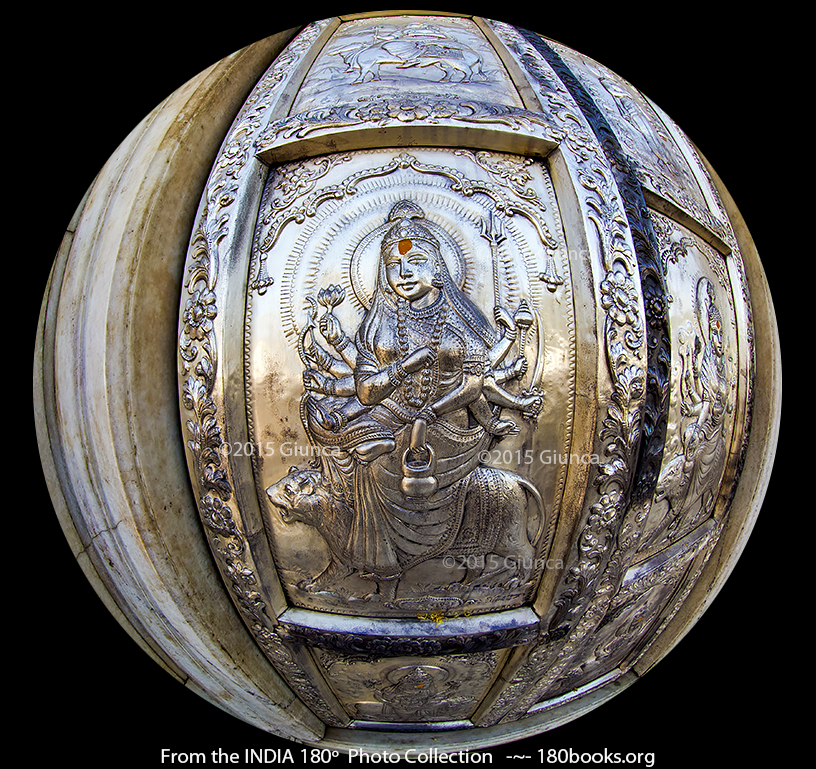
left=381, top=200, right=440, bottom=255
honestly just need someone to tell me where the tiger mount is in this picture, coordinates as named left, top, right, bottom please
left=35, top=11, right=780, bottom=755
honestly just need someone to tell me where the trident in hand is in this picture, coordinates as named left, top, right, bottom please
left=480, top=211, right=507, bottom=313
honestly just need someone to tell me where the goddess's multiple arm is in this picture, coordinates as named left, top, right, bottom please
left=303, top=297, right=542, bottom=437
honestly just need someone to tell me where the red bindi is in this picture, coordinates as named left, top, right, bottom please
left=398, top=238, right=412, bottom=255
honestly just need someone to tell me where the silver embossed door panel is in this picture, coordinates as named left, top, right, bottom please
left=248, top=147, right=570, bottom=619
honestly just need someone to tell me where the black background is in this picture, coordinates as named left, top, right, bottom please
left=27, top=5, right=791, bottom=766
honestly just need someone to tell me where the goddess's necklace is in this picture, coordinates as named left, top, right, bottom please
left=396, top=296, right=448, bottom=408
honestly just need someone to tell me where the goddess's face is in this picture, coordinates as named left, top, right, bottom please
left=384, top=239, right=438, bottom=303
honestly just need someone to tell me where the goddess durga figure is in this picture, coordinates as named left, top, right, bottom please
left=286, top=200, right=542, bottom=585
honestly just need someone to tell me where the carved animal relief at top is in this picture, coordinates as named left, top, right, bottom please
left=289, top=16, right=524, bottom=113
left=337, top=23, right=487, bottom=84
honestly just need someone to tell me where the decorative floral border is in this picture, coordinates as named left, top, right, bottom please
left=475, top=20, right=653, bottom=725
left=477, top=20, right=752, bottom=725
left=178, top=20, right=349, bottom=728
left=256, top=95, right=565, bottom=148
